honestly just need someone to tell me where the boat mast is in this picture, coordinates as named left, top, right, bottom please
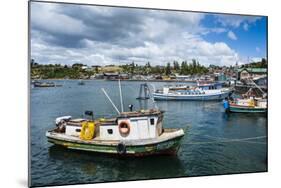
left=101, top=88, right=121, bottom=114
left=118, top=79, right=124, bottom=112
left=249, top=79, right=267, bottom=97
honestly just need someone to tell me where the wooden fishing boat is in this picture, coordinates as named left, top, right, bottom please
left=46, top=109, right=184, bottom=156
left=46, top=81, right=184, bottom=156
left=223, top=82, right=267, bottom=113
left=224, top=98, right=267, bottom=113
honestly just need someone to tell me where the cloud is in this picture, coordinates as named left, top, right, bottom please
left=31, top=2, right=250, bottom=67
left=216, top=15, right=261, bottom=28
left=227, top=31, right=237, bottom=40
left=243, top=23, right=249, bottom=31
left=256, top=47, right=260, bottom=52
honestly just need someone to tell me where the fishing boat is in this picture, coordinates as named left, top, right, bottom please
left=46, top=81, right=184, bottom=156
left=33, top=81, right=62, bottom=87
left=153, top=82, right=233, bottom=101
left=223, top=97, right=267, bottom=113
left=78, top=80, right=85, bottom=85
left=223, top=85, right=267, bottom=113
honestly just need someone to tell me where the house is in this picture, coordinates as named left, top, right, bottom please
left=175, top=74, right=191, bottom=81
left=103, top=72, right=119, bottom=80
left=238, top=68, right=267, bottom=80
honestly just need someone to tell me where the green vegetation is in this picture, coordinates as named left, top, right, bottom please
left=119, top=59, right=208, bottom=75
left=30, top=57, right=266, bottom=79
left=241, top=58, right=267, bottom=68
left=31, top=61, right=95, bottom=79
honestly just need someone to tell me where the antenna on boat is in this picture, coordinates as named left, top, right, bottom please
left=118, top=79, right=124, bottom=112
left=101, top=88, right=121, bottom=114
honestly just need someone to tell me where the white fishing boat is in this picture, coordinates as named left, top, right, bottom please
left=153, top=82, right=233, bottom=101
left=46, top=80, right=185, bottom=156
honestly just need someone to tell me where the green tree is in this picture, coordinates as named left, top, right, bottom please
left=165, top=62, right=171, bottom=75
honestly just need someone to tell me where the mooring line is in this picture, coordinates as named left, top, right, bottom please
left=183, top=135, right=267, bottom=145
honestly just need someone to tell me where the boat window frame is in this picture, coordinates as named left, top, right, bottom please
left=150, top=118, right=155, bottom=125
left=107, top=129, right=113, bottom=134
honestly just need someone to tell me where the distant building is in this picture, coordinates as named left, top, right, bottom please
left=238, top=68, right=267, bottom=80
left=175, top=74, right=191, bottom=81
left=119, top=73, right=129, bottom=79
left=81, top=65, right=89, bottom=70
left=103, top=72, right=119, bottom=80
left=93, top=73, right=104, bottom=79
left=214, top=73, right=227, bottom=82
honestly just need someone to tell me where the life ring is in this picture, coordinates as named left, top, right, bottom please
left=118, top=120, right=130, bottom=136
left=117, top=142, right=126, bottom=154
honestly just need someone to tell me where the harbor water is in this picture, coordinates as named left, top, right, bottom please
left=30, top=80, right=267, bottom=187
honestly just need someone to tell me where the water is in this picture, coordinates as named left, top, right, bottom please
left=30, top=80, right=267, bottom=187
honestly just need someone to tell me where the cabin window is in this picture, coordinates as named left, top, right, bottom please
left=75, top=129, right=81, bottom=132
left=150, top=118, right=155, bottom=125
left=107, top=129, right=113, bottom=134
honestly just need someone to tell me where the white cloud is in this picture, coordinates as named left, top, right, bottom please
left=256, top=47, right=260, bottom=52
left=216, top=15, right=261, bottom=28
left=243, top=23, right=249, bottom=31
left=227, top=31, right=237, bottom=40
left=31, top=2, right=245, bottom=67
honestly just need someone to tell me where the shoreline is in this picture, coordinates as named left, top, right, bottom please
left=31, top=78, right=200, bottom=83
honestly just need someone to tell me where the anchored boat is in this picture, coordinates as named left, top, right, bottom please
left=46, top=80, right=184, bottom=156
left=223, top=97, right=267, bottom=113
left=223, top=80, right=267, bottom=113
left=33, top=81, right=62, bottom=87
left=78, top=80, right=85, bottom=85
left=153, top=82, right=233, bottom=101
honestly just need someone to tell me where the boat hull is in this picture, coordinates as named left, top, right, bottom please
left=228, top=105, right=267, bottom=113
left=46, top=129, right=184, bottom=156
left=153, top=91, right=231, bottom=101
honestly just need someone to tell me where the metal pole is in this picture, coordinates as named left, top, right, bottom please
left=101, top=88, right=121, bottom=114
left=118, top=79, right=124, bottom=112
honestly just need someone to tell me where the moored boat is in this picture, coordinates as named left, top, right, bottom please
left=46, top=81, right=184, bottom=156
left=153, top=82, right=233, bottom=101
left=33, top=81, right=62, bottom=87
left=223, top=82, right=267, bottom=113
left=223, top=97, right=267, bottom=113
left=78, top=80, right=85, bottom=85
left=46, top=109, right=184, bottom=156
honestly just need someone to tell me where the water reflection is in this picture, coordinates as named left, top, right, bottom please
left=48, top=145, right=187, bottom=181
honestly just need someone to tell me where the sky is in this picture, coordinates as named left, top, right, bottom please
left=30, top=2, right=267, bottom=67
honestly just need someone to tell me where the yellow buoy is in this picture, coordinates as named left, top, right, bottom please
left=80, top=121, right=95, bottom=140
left=248, top=99, right=255, bottom=107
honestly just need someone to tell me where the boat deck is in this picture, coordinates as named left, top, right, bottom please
left=46, top=128, right=184, bottom=146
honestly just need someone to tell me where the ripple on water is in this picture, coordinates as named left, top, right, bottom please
left=30, top=80, right=267, bottom=186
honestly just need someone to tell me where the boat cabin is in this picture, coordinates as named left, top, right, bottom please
left=59, top=109, right=164, bottom=141
left=99, top=110, right=163, bottom=140
left=198, top=82, right=223, bottom=90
